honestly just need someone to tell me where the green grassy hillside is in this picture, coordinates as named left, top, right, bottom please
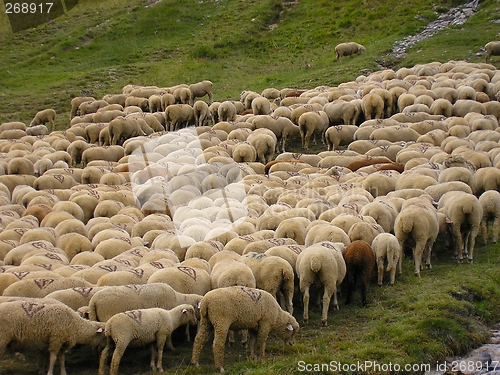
left=1, top=1, right=500, bottom=374
left=0, top=0, right=499, bottom=126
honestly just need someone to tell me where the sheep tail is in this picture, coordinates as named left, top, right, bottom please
left=402, top=218, right=413, bottom=234
left=310, top=255, right=322, bottom=273
left=386, top=247, right=397, bottom=272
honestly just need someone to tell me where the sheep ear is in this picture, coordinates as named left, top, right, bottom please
left=445, top=218, right=453, bottom=224
left=286, top=323, right=294, bottom=331
left=197, top=302, right=201, bottom=309
left=182, top=308, right=188, bottom=314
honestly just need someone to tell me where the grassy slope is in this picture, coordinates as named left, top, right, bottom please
left=1, top=0, right=500, bottom=374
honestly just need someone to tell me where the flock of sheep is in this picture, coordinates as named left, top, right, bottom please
left=0, top=54, right=500, bottom=374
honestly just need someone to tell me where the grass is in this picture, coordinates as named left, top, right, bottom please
left=1, top=0, right=500, bottom=374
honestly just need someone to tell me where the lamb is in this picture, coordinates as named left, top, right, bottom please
left=30, top=109, right=56, bottom=133
left=343, top=240, right=376, bottom=306
left=0, top=300, right=105, bottom=375
left=371, top=233, right=401, bottom=286
left=479, top=190, right=500, bottom=244
left=438, top=191, right=483, bottom=263
left=98, top=304, right=197, bottom=375
left=87, top=283, right=203, bottom=322
left=242, top=252, right=295, bottom=314
left=295, top=241, right=346, bottom=326
left=335, top=42, right=365, bottom=60
left=190, top=286, right=299, bottom=372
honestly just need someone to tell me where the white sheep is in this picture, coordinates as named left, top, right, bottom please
left=295, top=241, right=346, bottom=326
left=0, top=300, right=105, bottom=375
left=371, top=233, right=401, bottom=286
left=298, top=110, right=329, bottom=150
left=30, top=109, right=56, bottom=133
left=335, top=42, right=365, bottom=60
left=242, top=252, right=295, bottom=314
left=87, top=283, right=203, bottom=322
left=98, top=304, right=197, bottom=375
left=190, top=286, right=299, bottom=372
left=394, top=195, right=439, bottom=276
left=479, top=190, right=500, bottom=244
left=147, top=264, right=211, bottom=296
left=438, top=191, right=483, bottom=263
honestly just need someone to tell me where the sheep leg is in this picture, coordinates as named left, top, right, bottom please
left=155, top=334, right=168, bottom=373
left=212, top=324, right=230, bottom=372
left=57, top=351, right=67, bottom=375
left=493, top=217, right=500, bottom=243
left=109, top=342, right=128, bottom=375
left=240, top=330, right=248, bottom=348
left=413, top=239, right=428, bottom=277
left=300, top=283, right=311, bottom=323
left=377, top=256, right=385, bottom=286
left=467, top=226, right=480, bottom=263
left=98, top=338, right=113, bottom=375
left=46, top=350, right=57, bottom=375
left=166, top=335, right=175, bottom=351
left=190, top=318, right=210, bottom=367
left=256, top=323, right=272, bottom=360
left=321, top=287, right=333, bottom=326
left=149, top=344, right=157, bottom=372
left=481, top=220, right=488, bottom=244
left=248, top=330, right=257, bottom=360
left=450, top=224, right=464, bottom=262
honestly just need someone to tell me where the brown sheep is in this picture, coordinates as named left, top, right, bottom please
left=343, top=240, right=375, bottom=306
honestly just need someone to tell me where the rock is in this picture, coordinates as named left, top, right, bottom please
left=391, top=0, right=479, bottom=59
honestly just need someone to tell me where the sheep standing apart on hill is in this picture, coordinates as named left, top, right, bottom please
left=295, top=241, right=346, bottom=325
left=343, top=240, right=375, bottom=306
left=479, top=190, right=500, bottom=244
left=335, top=42, right=365, bottom=60
left=98, top=304, right=197, bottom=375
left=30, top=109, right=56, bottom=133
left=0, top=300, right=105, bottom=375
left=189, top=80, right=213, bottom=105
left=371, top=233, right=401, bottom=286
left=485, top=41, right=500, bottom=63
left=190, top=286, right=299, bottom=373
